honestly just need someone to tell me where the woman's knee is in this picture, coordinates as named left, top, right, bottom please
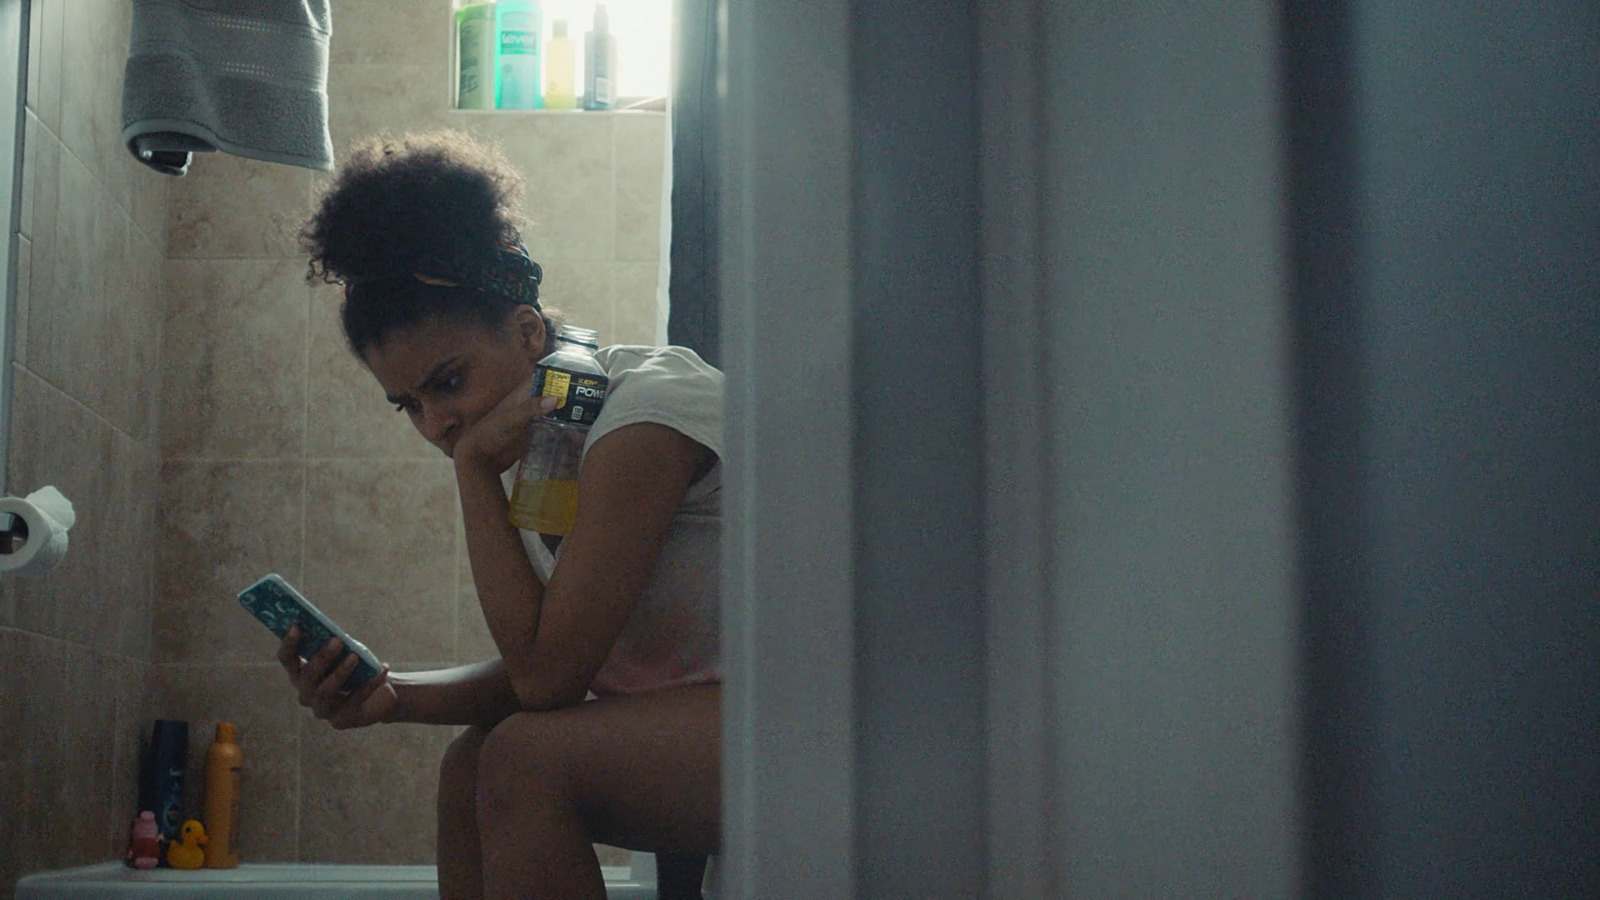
left=439, top=724, right=492, bottom=807
left=477, top=711, right=574, bottom=804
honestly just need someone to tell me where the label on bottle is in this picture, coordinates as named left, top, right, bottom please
left=534, top=364, right=609, bottom=426
left=500, top=28, right=537, bottom=56
left=459, top=19, right=488, bottom=99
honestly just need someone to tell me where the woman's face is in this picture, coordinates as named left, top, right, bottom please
left=362, top=306, right=546, bottom=459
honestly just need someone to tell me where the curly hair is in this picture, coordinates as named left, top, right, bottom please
left=300, top=130, right=556, bottom=356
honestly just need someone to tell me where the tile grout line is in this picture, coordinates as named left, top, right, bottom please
left=11, top=361, right=157, bottom=453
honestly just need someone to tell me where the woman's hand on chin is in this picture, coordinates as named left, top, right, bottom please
left=453, top=376, right=558, bottom=475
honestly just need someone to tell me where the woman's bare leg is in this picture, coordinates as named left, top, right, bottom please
left=437, top=725, right=491, bottom=900
left=475, top=684, right=721, bottom=900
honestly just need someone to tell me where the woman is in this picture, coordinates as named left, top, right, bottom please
left=276, top=131, right=721, bottom=900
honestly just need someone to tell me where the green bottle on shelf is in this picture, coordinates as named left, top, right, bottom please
left=454, top=2, right=495, bottom=110
left=496, top=0, right=543, bottom=109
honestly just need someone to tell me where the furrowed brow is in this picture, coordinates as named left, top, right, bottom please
left=385, top=357, right=461, bottom=406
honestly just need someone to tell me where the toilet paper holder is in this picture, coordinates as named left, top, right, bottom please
left=0, top=486, right=76, bottom=577
left=1, top=508, right=27, bottom=553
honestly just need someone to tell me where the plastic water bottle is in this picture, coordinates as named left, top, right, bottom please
left=509, top=327, right=608, bottom=533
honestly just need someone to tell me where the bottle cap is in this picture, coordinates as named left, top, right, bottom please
left=553, top=19, right=567, bottom=37
left=558, top=326, right=600, bottom=349
left=215, top=722, right=235, bottom=743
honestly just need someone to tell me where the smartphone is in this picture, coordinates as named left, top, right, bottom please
left=237, top=574, right=382, bottom=692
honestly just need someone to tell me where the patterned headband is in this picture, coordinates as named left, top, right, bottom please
left=342, top=234, right=543, bottom=309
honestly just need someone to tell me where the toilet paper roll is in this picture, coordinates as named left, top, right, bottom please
left=0, top=486, right=76, bottom=577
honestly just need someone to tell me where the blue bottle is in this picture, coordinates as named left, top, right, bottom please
left=136, top=719, right=188, bottom=863
left=583, top=4, right=617, bottom=110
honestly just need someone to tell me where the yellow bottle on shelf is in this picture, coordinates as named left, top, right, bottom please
left=544, top=19, right=577, bottom=109
left=201, top=722, right=242, bottom=868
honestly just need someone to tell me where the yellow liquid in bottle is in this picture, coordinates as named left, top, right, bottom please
left=508, top=478, right=580, bottom=535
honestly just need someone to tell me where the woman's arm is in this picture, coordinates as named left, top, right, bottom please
left=457, top=420, right=714, bottom=712
left=386, top=659, right=523, bottom=727
left=455, top=458, right=549, bottom=680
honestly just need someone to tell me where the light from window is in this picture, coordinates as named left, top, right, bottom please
left=538, top=0, right=671, bottom=101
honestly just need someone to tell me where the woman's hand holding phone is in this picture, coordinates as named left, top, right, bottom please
left=278, top=625, right=397, bottom=729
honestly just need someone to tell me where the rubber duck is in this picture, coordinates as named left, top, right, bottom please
left=166, top=819, right=208, bottom=870
left=124, top=811, right=161, bottom=869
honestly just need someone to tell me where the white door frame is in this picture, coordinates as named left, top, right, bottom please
left=718, top=1, right=1298, bottom=896
left=718, top=1, right=858, bottom=896
left=0, top=0, right=27, bottom=495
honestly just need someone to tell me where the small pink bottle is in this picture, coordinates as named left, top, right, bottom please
left=125, top=811, right=161, bottom=869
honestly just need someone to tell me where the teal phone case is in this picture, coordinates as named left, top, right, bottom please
left=238, top=574, right=381, bottom=692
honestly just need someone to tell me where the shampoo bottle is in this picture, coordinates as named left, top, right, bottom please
left=137, top=718, right=188, bottom=861
left=583, top=4, right=617, bottom=110
left=543, top=19, right=577, bottom=109
left=201, top=723, right=242, bottom=868
left=496, top=0, right=543, bottom=109
left=454, top=2, right=496, bottom=110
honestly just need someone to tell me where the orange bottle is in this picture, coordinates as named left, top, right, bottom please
left=201, top=722, right=242, bottom=867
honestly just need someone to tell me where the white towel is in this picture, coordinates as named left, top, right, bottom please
left=120, top=0, right=334, bottom=175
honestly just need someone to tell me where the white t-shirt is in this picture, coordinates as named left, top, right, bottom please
left=501, top=344, right=723, bottom=695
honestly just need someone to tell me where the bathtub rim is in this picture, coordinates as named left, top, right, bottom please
left=15, top=860, right=656, bottom=899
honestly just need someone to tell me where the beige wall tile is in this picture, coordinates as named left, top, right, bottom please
left=110, top=224, right=166, bottom=445
left=471, top=113, right=615, bottom=261
left=17, top=121, right=59, bottom=373
left=329, top=0, right=453, bottom=68
left=25, top=0, right=42, bottom=114
left=168, top=154, right=312, bottom=259
left=27, top=0, right=65, bottom=132
left=57, top=642, right=122, bottom=863
left=126, top=152, right=172, bottom=252
left=1, top=630, right=68, bottom=881
left=107, top=653, right=152, bottom=855
left=29, top=146, right=109, bottom=395
left=327, top=64, right=454, bottom=159
left=303, top=460, right=458, bottom=663
left=305, top=283, right=441, bottom=460
left=455, top=581, right=499, bottom=665
left=612, top=261, right=664, bottom=347
left=57, top=0, right=133, bottom=209
left=160, top=260, right=310, bottom=460
left=148, top=663, right=304, bottom=862
left=613, top=114, right=667, bottom=262
left=29, top=150, right=165, bottom=443
left=0, top=629, right=36, bottom=885
left=20, top=111, right=40, bottom=241
left=13, top=236, right=30, bottom=379
left=0, top=551, right=12, bottom=630
left=6, top=368, right=121, bottom=651
left=299, top=716, right=455, bottom=863
left=455, top=504, right=497, bottom=663
left=538, top=257, right=614, bottom=343
left=156, top=461, right=306, bottom=663
left=109, top=432, right=159, bottom=661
